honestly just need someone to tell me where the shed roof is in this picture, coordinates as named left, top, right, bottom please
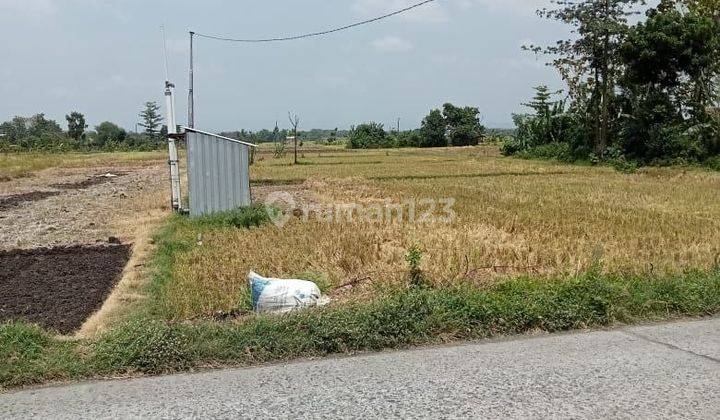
left=182, top=127, right=258, bottom=148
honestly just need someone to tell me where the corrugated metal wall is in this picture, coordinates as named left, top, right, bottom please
left=186, top=129, right=252, bottom=216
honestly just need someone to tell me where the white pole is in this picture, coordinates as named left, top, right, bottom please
left=162, top=26, right=182, bottom=211
left=165, top=81, right=182, bottom=212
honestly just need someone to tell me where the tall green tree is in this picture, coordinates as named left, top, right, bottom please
left=139, top=101, right=163, bottom=138
left=94, top=121, right=127, bottom=148
left=619, top=7, right=720, bottom=160
left=442, top=103, right=485, bottom=146
left=529, top=0, right=644, bottom=153
left=420, top=109, right=447, bottom=148
left=65, top=111, right=87, bottom=142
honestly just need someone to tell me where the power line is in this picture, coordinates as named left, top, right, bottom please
left=193, top=0, right=437, bottom=43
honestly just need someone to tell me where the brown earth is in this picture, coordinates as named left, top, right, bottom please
left=0, top=165, right=166, bottom=250
left=0, top=245, right=132, bottom=334
left=0, top=191, right=61, bottom=211
left=0, top=160, right=169, bottom=335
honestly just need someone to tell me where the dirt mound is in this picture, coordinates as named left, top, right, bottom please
left=0, top=245, right=132, bottom=334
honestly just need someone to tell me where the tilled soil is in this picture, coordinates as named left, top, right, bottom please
left=0, top=161, right=167, bottom=334
left=0, top=245, right=132, bottom=334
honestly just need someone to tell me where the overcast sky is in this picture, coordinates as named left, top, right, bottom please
left=0, top=0, right=566, bottom=131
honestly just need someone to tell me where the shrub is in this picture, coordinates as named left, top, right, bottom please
left=347, top=123, right=392, bottom=149
left=516, top=142, right=572, bottom=161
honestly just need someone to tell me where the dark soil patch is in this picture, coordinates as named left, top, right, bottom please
left=251, top=178, right=306, bottom=187
left=50, top=173, right=126, bottom=190
left=0, top=191, right=61, bottom=211
left=0, top=244, right=131, bottom=334
left=0, top=173, right=126, bottom=211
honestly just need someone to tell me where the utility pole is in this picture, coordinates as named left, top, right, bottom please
left=397, top=117, right=401, bottom=133
left=188, top=31, right=195, bottom=128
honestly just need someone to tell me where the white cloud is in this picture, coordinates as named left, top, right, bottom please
left=372, top=36, right=415, bottom=53
left=353, top=0, right=450, bottom=23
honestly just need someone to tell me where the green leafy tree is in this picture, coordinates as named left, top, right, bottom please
left=0, top=116, right=30, bottom=143
left=139, top=101, right=163, bottom=138
left=529, top=0, right=644, bottom=153
left=347, top=122, right=389, bottom=149
left=65, top=111, right=87, bottom=142
left=94, top=121, right=127, bottom=148
left=442, top=103, right=485, bottom=146
left=420, top=109, right=447, bottom=148
left=0, top=114, right=64, bottom=150
left=618, top=8, right=720, bottom=160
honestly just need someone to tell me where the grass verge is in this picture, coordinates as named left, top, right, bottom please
left=2, top=262, right=719, bottom=389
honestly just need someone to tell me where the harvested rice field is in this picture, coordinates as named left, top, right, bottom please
left=159, top=146, right=720, bottom=319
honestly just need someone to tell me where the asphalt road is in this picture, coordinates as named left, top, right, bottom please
left=3, top=318, right=720, bottom=419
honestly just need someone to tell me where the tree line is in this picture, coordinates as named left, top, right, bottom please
left=503, top=0, right=720, bottom=169
left=0, top=102, right=167, bottom=152
left=347, top=103, right=486, bottom=149
left=219, top=128, right=348, bottom=145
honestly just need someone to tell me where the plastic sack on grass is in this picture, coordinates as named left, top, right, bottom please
left=248, top=271, right=330, bottom=314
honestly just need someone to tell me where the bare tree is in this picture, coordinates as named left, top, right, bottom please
left=288, top=111, right=300, bottom=165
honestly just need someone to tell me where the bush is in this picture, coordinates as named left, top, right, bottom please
left=515, top=142, right=573, bottom=162
left=347, top=123, right=393, bottom=149
left=395, top=130, right=423, bottom=148
left=500, top=136, right=529, bottom=156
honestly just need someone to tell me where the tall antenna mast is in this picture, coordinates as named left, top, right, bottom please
left=161, top=25, right=170, bottom=82
left=188, top=31, right=195, bottom=128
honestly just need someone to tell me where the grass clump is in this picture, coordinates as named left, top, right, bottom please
left=91, top=318, right=194, bottom=375
left=0, top=322, right=86, bottom=390
left=190, top=204, right=271, bottom=229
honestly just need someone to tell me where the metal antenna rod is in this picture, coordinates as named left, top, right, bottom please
left=188, top=31, right=195, bottom=128
left=161, top=25, right=170, bottom=81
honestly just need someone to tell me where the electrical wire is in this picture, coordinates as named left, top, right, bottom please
left=192, top=0, right=437, bottom=43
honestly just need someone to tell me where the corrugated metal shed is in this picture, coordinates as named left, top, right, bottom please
left=184, top=127, right=257, bottom=216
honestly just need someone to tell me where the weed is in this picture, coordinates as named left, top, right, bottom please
left=406, top=245, right=425, bottom=288
left=92, top=318, right=194, bottom=375
left=0, top=322, right=87, bottom=389
left=191, top=204, right=271, bottom=229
